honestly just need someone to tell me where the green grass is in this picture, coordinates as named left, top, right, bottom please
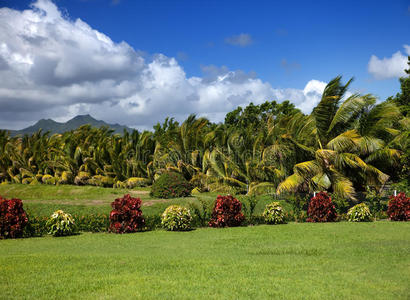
left=0, top=222, right=409, bottom=299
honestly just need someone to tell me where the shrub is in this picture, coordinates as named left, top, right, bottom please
left=387, top=192, right=410, bottom=221
left=109, top=194, right=145, bottom=233
left=126, top=177, right=151, bottom=188
left=347, top=203, right=373, bottom=222
left=150, top=172, right=192, bottom=199
left=263, top=202, right=286, bottom=224
left=74, top=171, right=90, bottom=185
left=46, top=210, right=76, bottom=237
left=307, top=191, right=337, bottom=222
left=42, top=174, right=57, bottom=185
left=75, top=214, right=110, bottom=232
left=209, top=195, right=245, bottom=228
left=161, top=205, right=193, bottom=231
left=23, top=215, right=48, bottom=237
left=364, top=186, right=388, bottom=214
left=189, top=197, right=213, bottom=227
left=88, top=175, right=114, bottom=187
left=0, top=196, right=28, bottom=238
left=58, top=171, right=73, bottom=184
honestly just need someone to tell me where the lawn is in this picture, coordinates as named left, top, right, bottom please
left=0, top=222, right=409, bottom=299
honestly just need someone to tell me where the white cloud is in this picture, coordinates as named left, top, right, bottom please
left=368, top=45, right=410, bottom=79
left=224, top=33, right=253, bottom=47
left=0, top=1, right=326, bottom=130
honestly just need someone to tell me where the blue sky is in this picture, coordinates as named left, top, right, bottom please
left=0, top=0, right=409, bottom=129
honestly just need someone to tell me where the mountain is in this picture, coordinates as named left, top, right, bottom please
left=5, top=115, right=134, bottom=136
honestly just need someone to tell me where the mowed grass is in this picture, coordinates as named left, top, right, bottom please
left=0, top=222, right=409, bottom=299
left=0, top=184, right=281, bottom=217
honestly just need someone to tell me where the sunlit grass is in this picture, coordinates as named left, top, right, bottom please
left=0, top=222, right=409, bottom=299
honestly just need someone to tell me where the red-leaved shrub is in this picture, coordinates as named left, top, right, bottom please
left=209, top=195, right=245, bottom=227
left=0, top=196, right=28, bottom=238
left=109, top=194, right=145, bottom=233
left=387, top=192, right=410, bottom=221
left=307, top=191, right=338, bottom=222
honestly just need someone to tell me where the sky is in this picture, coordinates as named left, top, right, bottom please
left=0, top=0, right=409, bottom=130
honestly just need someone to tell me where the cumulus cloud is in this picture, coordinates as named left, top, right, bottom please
left=224, top=33, right=253, bottom=47
left=368, top=45, right=410, bottom=79
left=0, top=1, right=325, bottom=130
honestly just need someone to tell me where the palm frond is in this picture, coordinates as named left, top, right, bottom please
left=277, top=173, right=305, bottom=194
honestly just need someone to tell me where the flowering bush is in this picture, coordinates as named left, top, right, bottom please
left=150, top=172, right=192, bottom=199
left=109, top=194, right=145, bottom=233
left=161, top=205, right=192, bottom=231
left=387, top=192, right=410, bottom=221
left=209, top=195, right=245, bottom=227
left=307, top=191, right=338, bottom=222
left=46, top=210, right=76, bottom=237
left=0, top=196, right=28, bottom=238
left=347, top=203, right=373, bottom=222
left=263, top=202, right=286, bottom=224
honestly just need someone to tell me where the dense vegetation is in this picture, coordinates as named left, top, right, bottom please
left=1, top=62, right=409, bottom=203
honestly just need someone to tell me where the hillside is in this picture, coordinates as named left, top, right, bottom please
left=5, top=115, right=133, bottom=136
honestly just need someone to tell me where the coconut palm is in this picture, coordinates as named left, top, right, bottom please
left=277, top=76, right=400, bottom=199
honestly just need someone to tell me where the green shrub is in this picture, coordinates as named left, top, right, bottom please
left=74, top=172, right=90, bottom=185
left=126, top=177, right=151, bottom=188
left=189, top=197, right=213, bottom=227
left=161, top=205, right=192, bottom=231
left=46, top=210, right=76, bottom=236
left=88, top=175, right=114, bottom=187
left=150, top=172, right=192, bottom=199
left=364, top=187, right=388, bottom=213
left=347, top=203, right=373, bottom=222
left=75, top=214, right=109, bottom=232
left=23, top=215, right=48, bottom=237
left=263, top=202, right=286, bottom=224
left=113, top=180, right=126, bottom=189
left=58, top=171, right=73, bottom=184
left=42, top=174, right=57, bottom=185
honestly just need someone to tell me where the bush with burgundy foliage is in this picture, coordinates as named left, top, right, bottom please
left=209, top=195, right=245, bottom=227
left=307, top=191, right=338, bottom=222
left=387, top=192, right=409, bottom=221
left=109, top=194, right=145, bottom=233
left=0, top=196, right=28, bottom=238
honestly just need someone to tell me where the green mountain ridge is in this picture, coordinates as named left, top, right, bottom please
left=5, top=114, right=133, bottom=136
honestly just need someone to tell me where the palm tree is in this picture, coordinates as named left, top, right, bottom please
left=277, top=76, right=400, bottom=199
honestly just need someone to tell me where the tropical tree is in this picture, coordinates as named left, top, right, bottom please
left=277, top=76, right=401, bottom=199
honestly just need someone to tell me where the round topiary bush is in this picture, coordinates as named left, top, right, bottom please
left=161, top=205, right=192, bottom=231
left=150, top=172, right=192, bottom=199
left=347, top=203, right=373, bottom=222
left=263, top=202, right=286, bottom=224
left=0, top=196, right=28, bottom=239
left=46, top=210, right=76, bottom=237
left=387, top=192, right=409, bottom=221
left=209, top=195, right=245, bottom=227
left=307, top=191, right=338, bottom=222
left=109, top=194, right=145, bottom=233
